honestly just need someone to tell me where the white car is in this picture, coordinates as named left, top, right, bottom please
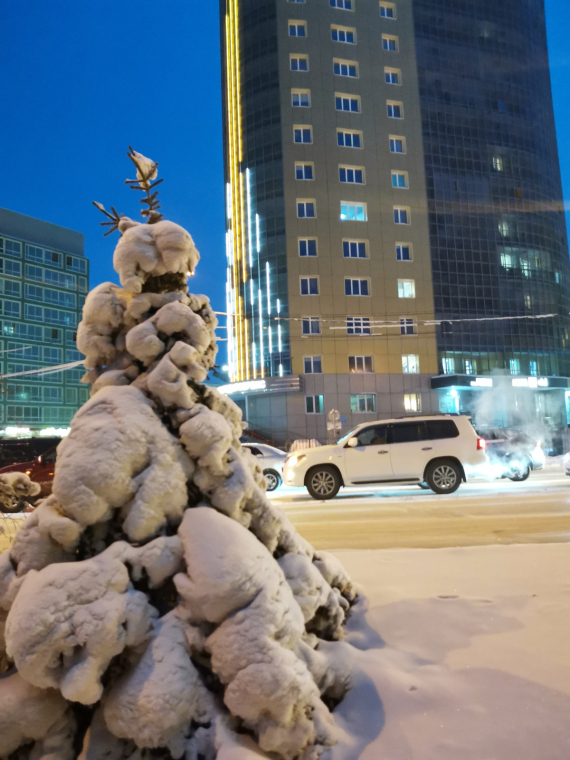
left=283, top=415, right=487, bottom=500
left=242, top=443, right=287, bottom=491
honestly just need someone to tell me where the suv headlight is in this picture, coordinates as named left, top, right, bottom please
left=286, top=454, right=306, bottom=468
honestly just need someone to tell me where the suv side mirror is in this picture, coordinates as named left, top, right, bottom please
left=347, top=437, right=359, bottom=448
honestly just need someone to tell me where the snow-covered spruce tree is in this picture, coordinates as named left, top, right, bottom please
left=0, top=150, right=356, bottom=760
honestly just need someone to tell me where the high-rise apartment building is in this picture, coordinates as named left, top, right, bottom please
left=0, top=208, right=89, bottom=433
left=220, top=0, right=570, bottom=443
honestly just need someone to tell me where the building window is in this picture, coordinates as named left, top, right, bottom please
left=306, top=395, right=324, bottom=414
left=343, top=240, right=367, bottom=258
left=0, top=238, right=22, bottom=258
left=0, top=259, right=21, bottom=277
left=402, top=354, right=419, bottom=374
left=442, top=358, right=455, bottom=374
left=464, top=360, right=476, bottom=375
left=292, top=89, right=311, bottom=107
left=333, top=59, right=358, bottom=77
left=299, top=238, right=317, bottom=257
left=349, top=355, right=374, bottom=373
left=400, top=318, right=415, bottom=335
left=398, top=279, right=415, bottom=298
left=493, top=155, right=504, bottom=171
left=385, top=67, right=401, bottom=84
left=65, top=256, right=86, bottom=274
left=339, top=166, right=365, bottom=184
left=0, top=279, right=21, bottom=297
left=337, top=129, right=362, bottom=147
left=294, top=125, right=312, bottom=143
left=396, top=243, right=412, bottom=261
left=509, top=358, right=521, bottom=375
left=289, top=0, right=306, bottom=3
left=390, top=135, right=406, bottom=153
left=335, top=93, right=360, bottom=112
left=351, top=394, right=376, bottom=413
left=330, top=0, right=353, bottom=10
left=340, top=201, right=367, bottom=221
left=524, top=293, right=532, bottom=309
left=498, top=219, right=510, bottom=237
left=289, top=21, right=307, bottom=36
left=391, top=171, right=408, bottom=188
left=304, top=356, right=322, bottom=373
left=380, top=2, right=396, bottom=18
left=331, top=25, right=356, bottom=43
left=290, top=55, right=309, bottom=71
left=44, top=347, right=62, bottom=362
left=529, top=361, right=538, bottom=377
left=345, top=278, right=369, bottom=296
left=347, top=317, right=371, bottom=335
left=394, top=207, right=410, bottom=224
left=0, top=300, right=21, bottom=318
left=302, top=317, right=321, bottom=335
left=297, top=200, right=316, bottom=218
left=404, top=393, right=421, bottom=412
left=387, top=101, right=403, bottom=118
left=382, top=34, right=398, bottom=51
left=295, top=162, right=314, bottom=180
left=300, top=277, right=319, bottom=295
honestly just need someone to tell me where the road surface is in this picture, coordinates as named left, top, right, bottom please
left=269, top=466, right=570, bottom=551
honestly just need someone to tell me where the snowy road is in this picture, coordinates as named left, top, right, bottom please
left=269, top=466, right=570, bottom=550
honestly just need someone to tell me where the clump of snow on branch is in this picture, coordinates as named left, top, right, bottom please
left=0, top=149, right=356, bottom=760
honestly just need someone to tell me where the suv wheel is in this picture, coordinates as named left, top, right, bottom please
left=306, top=466, right=341, bottom=500
left=507, top=459, right=531, bottom=482
left=426, top=460, right=461, bottom=494
left=264, top=469, right=282, bottom=492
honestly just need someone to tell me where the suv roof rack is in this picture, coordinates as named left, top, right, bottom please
left=393, top=413, right=465, bottom=420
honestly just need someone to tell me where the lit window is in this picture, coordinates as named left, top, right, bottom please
left=334, top=59, right=358, bottom=77
left=304, top=356, right=322, bottom=373
left=404, top=394, right=422, bottom=412
left=396, top=243, right=412, bottom=261
left=306, top=395, right=325, bottom=414
left=442, top=358, right=455, bottom=374
left=340, top=201, right=367, bottom=221
left=330, top=0, right=353, bottom=10
left=392, top=171, right=408, bottom=188
left=390, top=135, right=406, bottom=153
left=509, top=358, right=521, bottom=375
left=335, top=93, right=361, bottom=112
left=380, top=2, right=396, bottom=18
left=297, top=200, right=316, bottom=218
left=289, top=21, right=307, bottom=36
left=294, top=125, right=312, bottom=143
left=394, top=207, right=410, bottom=224
left=402, top=354, right=419, bottom=374
left=501, top=253, right=513, bottom=268
left=529, top=361, right=538, bottom=377
left=387, top=101, right=403, bottom=118
left=347, top=317, right=371, bottom=335
left=398, top=279, right=415, bottom=298
left=498, top=219, right=510, bottom=237
left=299, top=238, right=317, bottom=257
left=555, top=271, right=560, bottom=284
left=521, top=260, right=530, bottom=277
left=385, top=67, right=401, bottom=84
left=290, top=55, right=309, bottom=71
left=400, top=318, right=415, bottom=335
left=382, top=34, right=398, bottom=51
left=349, top=356, right=374, bottom=373
left=295, top=162, right=314, bottom=180
left=493, top=155, right=504, bottom=171
left=337, top=129, right=362, bottom=147
left=524, top=293, right=532, bottom=308
left=331, top=25, right=356, bottom=43
left=292, top=89, right=311, bottom=107
left=345, top=278, right=369, bottom=296
left=302, top=317, right=321, bottom=335
left=339, top=166, right=365, bottom=184
left=343, top=240, right=367, bottom=258
left=300, top=277, right=319, bottom=295
left=351, top=394, right=376, bottom=413
left=465, top=360, right=476, bottom=375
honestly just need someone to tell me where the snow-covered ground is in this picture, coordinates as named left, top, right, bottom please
left=329, top=542, right=570, bottom=759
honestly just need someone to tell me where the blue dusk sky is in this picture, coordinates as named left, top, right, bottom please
left=1, top=0, right=569, bottom=347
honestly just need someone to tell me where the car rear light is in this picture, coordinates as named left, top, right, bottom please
left=477, top=438, right=486, bottom=450
left=25, top=470, right=32, bottom=475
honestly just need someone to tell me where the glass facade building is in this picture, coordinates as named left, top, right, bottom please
left=0, top=208, right=89, bottom=432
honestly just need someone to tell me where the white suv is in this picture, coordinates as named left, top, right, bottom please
left=283, top=415, right=487, bottom=500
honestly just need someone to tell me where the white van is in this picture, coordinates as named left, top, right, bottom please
left=283, top=415, right=487, bottom=500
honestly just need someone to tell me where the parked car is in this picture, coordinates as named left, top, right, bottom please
left=283, top=415, right=487, bottom=500
left=242, top=443, right=287, bottom=491
left=0, top=437, right=62, bottom=468
left=0, top=445, right=58, bottom=498
left=475, top=428, right=545, bottom=481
